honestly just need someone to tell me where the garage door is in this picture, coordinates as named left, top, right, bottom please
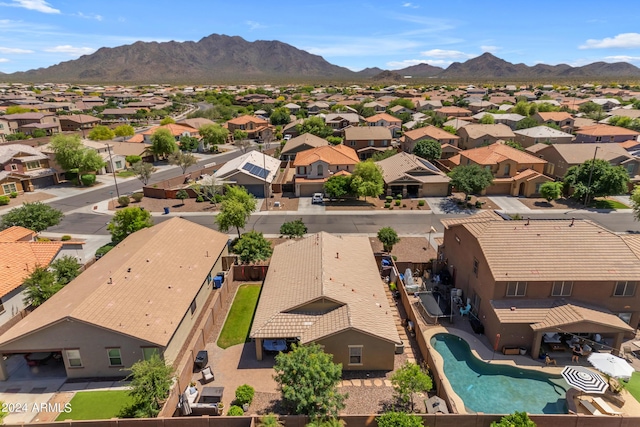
left=421, top=183, right=450, bottom=197
left=485, top=183, right=512, bottom=195
left=31, top=175, right=55, bottom=189
left=244, top=184, right=265, bottom=198
left=298, top=183, right=325, bottom=197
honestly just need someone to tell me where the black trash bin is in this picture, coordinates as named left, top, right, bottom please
left=194, top=350, right=208, bottom=370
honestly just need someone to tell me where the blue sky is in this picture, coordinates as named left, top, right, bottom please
left=2, top=0, right=640, bottom=74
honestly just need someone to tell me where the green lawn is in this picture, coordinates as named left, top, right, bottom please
left=117, top=170, right=136, bottom=178
left=217, top=284, right=261, bottom=349
left=623, top=372, right=640, bottom=403
left=590, top=199, right=629, bottom=210
left=56, top=390, right=133, bottom=421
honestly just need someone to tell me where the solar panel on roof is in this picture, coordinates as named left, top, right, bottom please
left=242, top=162, right=269, bottom=179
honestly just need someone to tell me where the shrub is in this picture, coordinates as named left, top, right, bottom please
left=418, top=200, right=425, bottom=206
left=396, top=194, right=403, bottom=200
left=475, top=201, right=482, bottom=208
left=392, top=255, right=397, bottom=261
left=37, top=237, right=51, bottom=242
left=235, top=384, right=255, bottom=406
left=196, top=196, right=204, bottom=203
left=466, top=202, right=473, bottom=208
left=402, top=203, right=406, bottom=208
left=384, top=202, right=391, bottom=208
left=131, top=192, right=144, bottom=202
left=117, top=196, right=130, bottom=207
left=81, top=174, right=96, bottom=186
left=9, top=191, right=18, bottom=198
left=61, top=235, right=72, bottom=241
left=389, top=282, right=397, bottom=291
left=395, top=200, right=401, bottom=206
left=227, top=405, right=244, bottom=416
left=0, top=196, right=9, bottom=205
left=95, top=244, right=114, bottom=259
left=386, top=195, right=393, bottom=202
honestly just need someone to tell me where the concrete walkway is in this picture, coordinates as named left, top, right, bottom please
left=488, top=196, right=532, bottom=213
left=425, top=197, right=474, bottom=215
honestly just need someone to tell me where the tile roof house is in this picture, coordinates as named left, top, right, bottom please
left=448, top=142, right=551, bottom=197
left=324, top=113, right=362, bottom=134
left=58, top=114, right=101, bottom=133
left=213, top=150, right=280, bottom=198
left=0, top=144, right=59, bottom=194
left=457, top=124, right=516, bottom=150
left=142, top=123, right=200, bottom=144
left=401, top=125, right=460, bottom=154
left=226, top=115, right=273, bottom=142
left=343, top=126, right=393, bottom=160
left=250, top=232, right=401, bottom=370
left=436, top=106, right=472, bottom=119
left=513, top=126, right=574, bottom=148
left=1, top=112, right=61, bottom=136
left=574, top=124, right=640, bottom=144
left=472, top=113, right=526, bottom=130
left=0, top=226, right=63, bottom=331
left=532, top=112, right=575, bottom=133
left=438, top=212, right=639, bottom=360
left=293, top=145, right=359, bottom=196
left=280, top=133, right=329, bottom=161
left=375, top=152, right=450, bottom=197
left=0, top=218, right=229, bottom=380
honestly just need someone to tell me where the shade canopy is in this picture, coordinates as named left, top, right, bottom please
left=588, top=353, right=635, bottom=381
left=561, top=366, right=609, bottom=394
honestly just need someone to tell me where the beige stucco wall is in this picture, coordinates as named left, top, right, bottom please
left=0, top=287, right=27, bottom=329
left=317, top=329, right=396, bottom=371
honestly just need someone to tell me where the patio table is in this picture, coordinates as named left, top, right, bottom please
left=200, top=386, right=224, bottom=404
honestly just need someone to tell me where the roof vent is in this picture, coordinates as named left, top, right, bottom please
left=570, top=218, right=575, bottom=226
left=510, top=306, right=516, bottom=311
left=108, top=277, right=113, bottom=284
left=127, top=267, right=131, bottom=273
left=336, top=252, right=339, bottom=259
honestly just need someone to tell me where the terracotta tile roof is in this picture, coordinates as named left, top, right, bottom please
left=536, top=112, right=573, bottom=122
left=460, top=142, right=547, bottom=166
left=0, top=241, right=62, bottom=298
left=459, top=124, right=515, bottom=140
left=142, top=123, right=198, bottom=137
left=576, top=124, right=640, bottom=137
left=619, top=140, right=640, bottom=149
left=227, top=115, right=268, bottom=126
left=293, top=145, right=359, bottom=167
left=250, top=233, right=400, bottom=344
left=442, top=213, right=640, bottom=282
left=0, top=218, right=228, bottom=348
left=0, top=226, right=35, bottom=242
left=492, top=299, right=633, bottom=333
left=364, top=113, right=402, bottom=124
left=404, top=125, right=460, bottom=142
left=437, top=106, right=472, bottom=114
left=125, top=134, right=145, bottom=143
left=343, top=126, right=391, bottom=140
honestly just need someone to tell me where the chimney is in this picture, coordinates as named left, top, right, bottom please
left=336, top=252, right=339, bottom=259
left=526, top=218, right=530, bottom=226
left=570, top=218, right=575, bottom=226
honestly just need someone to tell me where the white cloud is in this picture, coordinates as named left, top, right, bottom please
left=480, top=45, right=499, bottom=53
left=420, top=49, right=474, bottom=59
left=604, top=55, right=640, bottom=63
left=74, top=12, right=103, bottom=21
left=245, top=20, right=266, bottom=30
left=387, top=59, right=452, bottom=69
left=44, top=45, right=95, bottom=56
left=0, top=0, right=60, bottom=14
left=402, top=2, right=419, bottom=8
left=580, top=33, right=640, bottom=49
left=0, top=46, right=33, bottom=53
left=0, top=58, right=9, bottom=62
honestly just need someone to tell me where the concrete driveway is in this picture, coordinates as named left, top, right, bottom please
left=488, top=196, right=532, bottom=213
left=297, top=197, right=325, bottom=214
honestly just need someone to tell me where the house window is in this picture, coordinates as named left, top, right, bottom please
left=317, top=164, right=324, bottom=176
left=504, top=163, right=511, bottom=175
left=506, top=281, right=527, bottom=297
left=66, top=349, right=83, bottom=367
left=368, top=140, right=374, bottom=146
left=472, top=258, right=479, bottom=277
left=297, top=166, right=306, bottom=175
left=619, top=313, right=632, bottom=324
left=107, top=348, right=123, bottom=366
left=0, top=298, right=4, bottom=315
left=115, top=161, right=123, bottom=169
left=0, top=124, right=3, bottom=129
left=142, top=347, right=159, bottom=361
left=595, top=136, right=602, bottom=142
left=10, top=164, right=18, bottom=171
left=190, top=299, right=197, bottom=315
left=25, top=161, right=40, bottom=170
left=614, top=281, right=636, bottom=297
left=350, top=141, right=356, bottom=146
left=348, top=346, right=363, bottom=365
left=535, top=183, right=542, bottom=193
left=2, top=183, right=17, bottom=195
left=552, top=281, right=573, bottom=297
left=626, top=164, right=636, bottom=175
left=382, top=140, right=388, bottom=146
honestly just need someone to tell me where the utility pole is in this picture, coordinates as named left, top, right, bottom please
left=583, top=146, right=599, bottom=207
left=107, top=143, right=120, bottom=198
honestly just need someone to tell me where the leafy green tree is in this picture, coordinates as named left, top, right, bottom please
left=49, top=134, right=106, bottom=185
left=442, top=125, right=458, bottom=134
left=376, top=411, right=423, bottom=427
left=216, top=200, right=250, bottom=238
left=150, top=128, right=178, bottom=159
left=168, top=151, right=198, bottom=174
left=296, top=116, right=334, bottom=138
left=114, top=124, right=135, bottom=139
left=448, top=164, right=494, bottom=199
left=121, top=354, right=174, bottom=418
left=413, top=139, right=442, bottom=161
left=579, top=101, right=604, bottom=117
left=88, top=125, right=115, bottom=141
left=377, top=227, right=400, bottom=252
left=516, top=117, right=539, bottom=130
left=199, top=123, right=229, bottom=148
left=179, top=135, right=199, bottom=152
left=233, top=231, right=272, bottom=263
left=6, top=106, right=35, bottom=114
left=107, top=207, right=154, bottom=243
left=326, top=136, right=342, bottom=145
left=504, top=140, right=525, bottom=151
left=323, top=175, right=352, bottom=199
left=480, top=114, right=495, bottom=124
left=563, top=159, right=630, bottom=205
left=350, top=161, right=384, bottom=200
left=539, top=181, right=563, bottom=202
left=50, top=255, right=81, bottom=285
left=0, top=202, right=63, bottom=232
left=389, top=98, right=415, bottom=110
left=390, top=362, right=432, bottom=411
left=175, top=189, right=189, bottom=205
left=632, top=185, right=640, bottom=221
left=131, top=161, right=154, bottom=186
left=160, top=116, right=175, bottom=125
left=23, top=266, right=61, bottom=308
left=270, top=107, right=291, bottom=126
left=280, top=218, right=308, bottom=238
left=491, top=411, right=536, bottom=427
left=31, top=129, right=47, bottom=138
left=125, top=155, right=142, bottom=165
left=273, top=343, right=347, bottom=418
left=0, top=400, right=7, bottom=424
left=258, top=414, right=284, bottom=427
left=513, top=101, right=533, bottom=117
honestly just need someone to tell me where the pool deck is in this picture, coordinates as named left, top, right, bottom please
left=420, top=315, right=640, bottom=416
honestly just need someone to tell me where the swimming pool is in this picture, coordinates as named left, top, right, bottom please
left=430, top=333, right=570, bottom=414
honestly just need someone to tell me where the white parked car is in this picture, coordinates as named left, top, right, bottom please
left=312, top=193, right=323, bottom=204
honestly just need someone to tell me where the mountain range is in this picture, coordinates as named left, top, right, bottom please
left=4, top=34, right=640, bottom=83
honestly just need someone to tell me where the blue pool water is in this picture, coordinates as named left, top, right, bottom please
left=430, top=333, right=570, bottom=414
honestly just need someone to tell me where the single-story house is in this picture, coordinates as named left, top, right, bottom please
left=401, top=125, right=460, bottom=153
left=250, top=232, right=401, bottom=370
left=375, top=152, right=450, bottom=197
left=0, top=218, right=229, bottom=380
left=214, top=150, right=280, bottom=198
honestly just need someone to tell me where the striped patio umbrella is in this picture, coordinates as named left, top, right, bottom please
left=561, top=366, right=609, bottom=394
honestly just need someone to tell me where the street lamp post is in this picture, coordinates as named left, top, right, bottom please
left=107, top=143, right=120, bottom=198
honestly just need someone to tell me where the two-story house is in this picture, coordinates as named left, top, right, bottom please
left=438, top=212, right=639, bottom=360
left=513, top=126, right=574, bottom=148
left=343, top=126, right=393, bottom=160
left=532, top=112, right=575, bottom=133
left=1, top=112, right=61, bottom=136
left=0, top=144, right=59, bottom=193
left=448, top=142, right=551, bottom=197
left=293, top=145, right=359, bottom=196
left=142, top=123, right=200, bottom=144
left=226, top=115, right=273, bottom=142
left=324, top=113, right=361, bottom=134
left=435, top=106, right=473, bottom=119
left=59, top=114, right=102, bottom=133
left=364, top=113, right=402, bottom=138
left=472, top=113, right=526, bottom=130
left=280, top=134, right=328, bottom=161
left=401, top=125, right=461, bottom=153
left=457, top=124, right=516, bottom=150
left=574, top=124, right=639, bottom=144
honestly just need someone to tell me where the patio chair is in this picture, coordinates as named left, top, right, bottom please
left=592, top=397, right=622, bottom=415
left=578, top=399, right=603, bottom=416
left=201, top=366, right=214, bottom=384
left=459, top=303, right=471, bottom=317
